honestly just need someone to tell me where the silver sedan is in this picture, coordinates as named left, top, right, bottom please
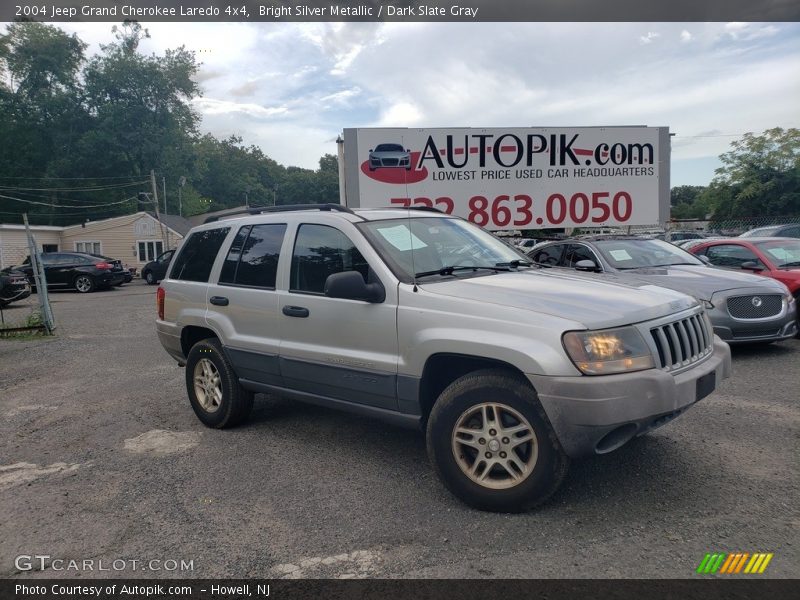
left=528, top=236, right=797, bottom=344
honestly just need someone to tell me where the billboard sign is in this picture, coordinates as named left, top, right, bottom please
left=342, top=127, right=670, bottom=229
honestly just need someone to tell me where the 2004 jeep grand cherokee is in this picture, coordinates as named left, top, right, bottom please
left=156, top=205, right=731, bottom=512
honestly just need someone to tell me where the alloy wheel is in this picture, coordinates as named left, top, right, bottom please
left=451, top=402, right=538, bottom=490
left=193, top=358, right=222, bottom=413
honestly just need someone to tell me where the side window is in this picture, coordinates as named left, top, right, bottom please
left=705, top=244, right=764, bottom=269
left=219, top=224, right=286, bottom=289
left=170, top=227, right=230, bottom=282
left=564, top=244, right=599, bottom=268
left=290, top=224, right=369, bottom=294
left=531, top=245, right=563, bottom=266
left=219, top=226, right=251, bottom=284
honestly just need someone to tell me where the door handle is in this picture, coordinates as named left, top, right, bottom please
left=282, top=305, right=309, bottom=318
left=209, top=296, right=229, bottom=306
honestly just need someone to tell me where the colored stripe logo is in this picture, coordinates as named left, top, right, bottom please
left=696, top=552, right=773, bottom=574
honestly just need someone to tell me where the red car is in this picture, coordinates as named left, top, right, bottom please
left=688, top=237, right=800, bottom=298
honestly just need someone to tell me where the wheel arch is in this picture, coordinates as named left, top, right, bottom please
left=181, top=325, right=220, bottom=358
left=417, top=353, right=528, bottom=425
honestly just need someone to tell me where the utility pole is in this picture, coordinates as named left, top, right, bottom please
left=178, top=176, right=186, bottom=217
left=162, top=176, right=170, bottom=250
left=151, top=170, right=168, bottom=251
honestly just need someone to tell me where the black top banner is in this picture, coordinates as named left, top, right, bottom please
left=3, top=0, right=800, bottom=23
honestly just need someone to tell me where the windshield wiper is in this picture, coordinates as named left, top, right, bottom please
left=414, top=265, right=510, bottom=278
left=495, top=259, right=533, bottom=268
left=778, top=261, right=800, bottom=268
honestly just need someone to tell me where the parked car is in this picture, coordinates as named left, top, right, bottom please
left=528, top=236, right=797, bottom=344
left=660, top=231, right=707, bottom=243
left=88, top=254, right=130, bottom=285
left=675, top=237, right=724, bottom=251
left=0, top=268, right=31, bottom=307
left=688, top=237, right=800, bottom=301
left=514, top=238, right=539, bottom=251
left=142, top=249, right=175, bottom=285
left=157, top=204, right=731, bottom=512
left=739, top=224, right=800, bottom=239
left=14, top=252, right=125, bottom=293
left=368, top=143, right=412, bottom=170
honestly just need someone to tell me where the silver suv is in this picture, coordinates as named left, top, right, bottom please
left=157, top=205, right=731, bottom=512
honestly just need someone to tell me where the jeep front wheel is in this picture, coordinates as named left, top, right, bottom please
left=185, top=338, right=254, bottom=428
left=426, top=369, right=569, bottom=512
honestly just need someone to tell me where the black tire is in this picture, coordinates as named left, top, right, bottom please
left=73, top=274, right=95, bottom=293
left=144, top=270, right=156, bottom=285
left=185, top=337, right=254, bottom=428
left=426, top=368, right=569, bottom=512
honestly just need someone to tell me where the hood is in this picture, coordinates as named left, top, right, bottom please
left=420, top=268, right=698, bottom=330
left=604, top=265, right=786, bottom=300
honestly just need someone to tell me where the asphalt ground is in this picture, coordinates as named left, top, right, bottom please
left=1, top=281, right=798, bottom=579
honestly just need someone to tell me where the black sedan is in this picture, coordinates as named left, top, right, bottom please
left=0, top=268, right=31, bottom=307
left=14, top=252, right=125, bottom=293
left=142, top=249, right=175, bottom=285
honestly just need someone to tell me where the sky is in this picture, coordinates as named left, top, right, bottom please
left=58, top=21, right=800, bottom=187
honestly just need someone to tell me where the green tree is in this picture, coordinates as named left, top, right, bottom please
left=704, top=127, right=800, bottom=218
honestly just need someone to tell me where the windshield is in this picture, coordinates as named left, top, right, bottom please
left=740, top=226, right=779, bottom=237
left=755, top=240, right=800, bottom=268
left=594, top=238, right=704, bottom=269
left=374, top=144, right=404, bottom=152
left=359, top=216, right=529, bottom=281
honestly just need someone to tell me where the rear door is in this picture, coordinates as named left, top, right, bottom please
left=204, top=223, right=287, bottom=388
left=277, top=222, right=400, bottom=410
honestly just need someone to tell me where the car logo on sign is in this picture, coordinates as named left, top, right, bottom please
left=752, top=297, right=763, bottom=308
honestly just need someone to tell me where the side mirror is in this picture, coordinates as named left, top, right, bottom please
left=324, top=271, right=385, bottom=303
left=697, top=255, right=711, bottom=265
left=740, top=261, right=763, bottom=271
left=368, top=149, right=374, bottom=153
left=574, top=259, right=600, bottom=272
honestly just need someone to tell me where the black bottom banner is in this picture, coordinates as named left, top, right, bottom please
left=1, top=579, right=797, bottom=600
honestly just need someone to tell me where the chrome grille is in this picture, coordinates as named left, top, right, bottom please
left=727, top=294, right=782, bottom=319
left=382, top=158, right=399, bottom=166
left=650, top=313, right=713, bottom=371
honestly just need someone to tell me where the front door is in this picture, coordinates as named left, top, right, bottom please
left=278, top=223, right=399, bottom=410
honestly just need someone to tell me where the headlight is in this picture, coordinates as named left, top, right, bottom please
left=562, top=326, right=655, bottom=375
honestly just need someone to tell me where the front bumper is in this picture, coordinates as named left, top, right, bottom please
left=527, top=337, right=732, bottom=458
left=708, top=291, right=797, bottom=344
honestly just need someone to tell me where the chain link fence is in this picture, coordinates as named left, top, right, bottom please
left=626, top=215, right=800, bottom=237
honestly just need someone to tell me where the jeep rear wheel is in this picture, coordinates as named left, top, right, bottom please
left=185, top=338, right=254, bottom=428
left=426, top=368, right=569, bottom=512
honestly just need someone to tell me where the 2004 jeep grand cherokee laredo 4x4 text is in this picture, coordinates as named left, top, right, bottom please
left=157, top=204, right=731, bottom=512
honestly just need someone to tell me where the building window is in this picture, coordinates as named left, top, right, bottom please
left=42, top=244, right=59, bottom=253
left=75, top=241, right=101, bottom=254
left=138, top=240, right=164, bottom=262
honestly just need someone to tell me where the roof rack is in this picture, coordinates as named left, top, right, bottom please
left=204, top=203, right=357, bottom=224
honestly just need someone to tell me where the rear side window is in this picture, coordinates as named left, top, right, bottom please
left=219, top=224, right=286, bottom=288
left=170, top=227, right=230, bottom=282
left=290, top=224, right=369, bottom=294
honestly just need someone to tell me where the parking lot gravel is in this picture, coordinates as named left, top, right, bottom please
left=1, top=282, right=798, bottom=578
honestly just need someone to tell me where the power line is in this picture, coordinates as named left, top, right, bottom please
left=0, top=193, right=139, bottom=209
left=0, top=175, right=150, bottom=180
left=0, top=180, right=149, bottom=192
left=0, top=187, right=146, bottom=204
